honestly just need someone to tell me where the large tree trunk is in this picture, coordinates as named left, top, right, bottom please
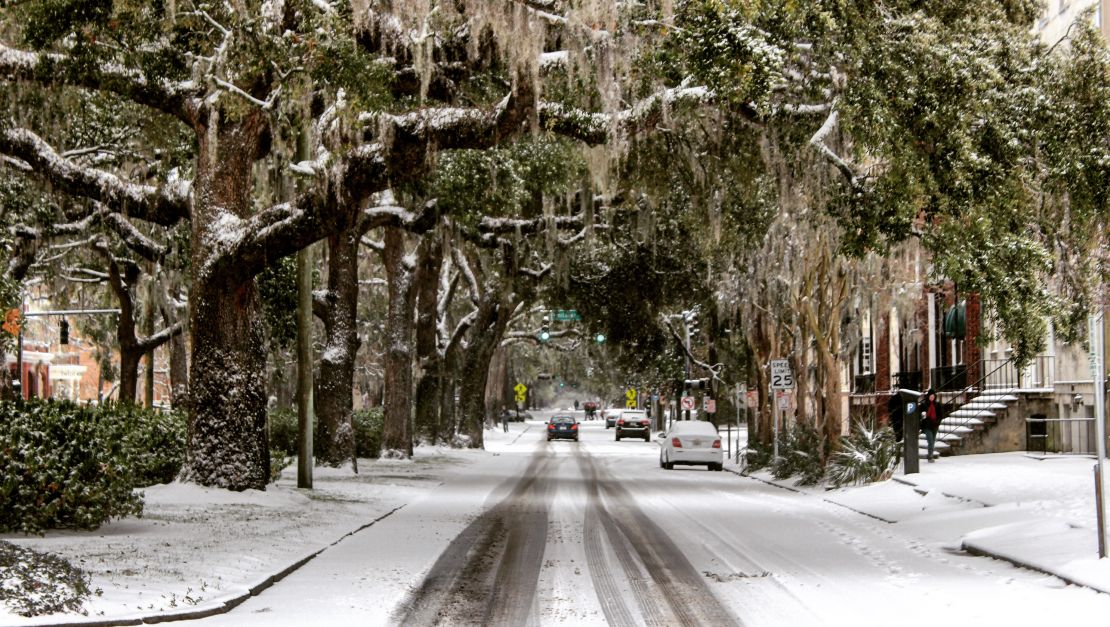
left=381, top=226, right=416, bottom=458
left=315, top=229, right=360, bottom=466
left=118, top=347, right=143, bottom=406
left=458, top=301, right=509, bottom=448
left=162, top=305, right=189, bottom=409
left=181, top=111, right=271, bottom=491
left=185, top=279, right=269, bottom=489
left=412, top=236, right=444, bottom=443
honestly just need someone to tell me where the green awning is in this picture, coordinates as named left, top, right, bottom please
left=944, top=300, right=966, bottom=339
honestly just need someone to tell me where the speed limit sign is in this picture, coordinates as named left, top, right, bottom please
left=770, top=359, right=795, bottom=390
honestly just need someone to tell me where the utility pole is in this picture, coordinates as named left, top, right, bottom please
left=1091, top=309, right=1107, bottom=557
left=295, top=121, right=314, bottom=490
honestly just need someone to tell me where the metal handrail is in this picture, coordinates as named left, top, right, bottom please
left=922, top=357, right=1017, bottom=454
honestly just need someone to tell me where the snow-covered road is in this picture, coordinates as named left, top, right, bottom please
left=195, top=416, right=1110, bottom=627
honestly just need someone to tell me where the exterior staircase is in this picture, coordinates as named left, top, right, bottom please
left=917, top=390, right=1020, bottom=459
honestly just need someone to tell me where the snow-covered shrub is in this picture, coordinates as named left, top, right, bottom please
left=771, top=422, right=826, bottom=486
left=353, top=408, right=384, bottom=459
left=0, top=540, right=96, bottom=617
left=743, top=439, right=773, bottom=472
left=0, top=400, right=143, bottom=533
left=827, top=421, right=899, bottom=487
left=267, top=407, right=299, bottom=456
left=269, top=450, right=292, bottom=483
left=112, top=406, right=186, bottom=486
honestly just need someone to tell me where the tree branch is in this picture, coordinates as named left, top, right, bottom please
left=0, top=127, right=191, bottom=226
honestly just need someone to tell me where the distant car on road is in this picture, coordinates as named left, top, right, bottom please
left=604, top=408, right=622, bottom=429
left=659, top=421, right=723, bottom=471
left=513, top=410, right=533, bottom=422
left=547, top=415, right=579, bottom=442
left=615, top=410, right=651, bottom=442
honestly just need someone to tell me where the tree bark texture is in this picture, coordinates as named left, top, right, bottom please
left=458, top=300, right=510, bottom=448
left=413, top=236, right=444, bottom=443
left=381, top=226, right=416, bottom=458
left=315, top=229, right=360, bottom=466
left=181, top=112, right=271, bottom=491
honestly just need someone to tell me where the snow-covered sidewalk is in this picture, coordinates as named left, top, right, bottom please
left=735, top=452, right=1110, bottom=595
left=1, top=423, right=534, bottom=626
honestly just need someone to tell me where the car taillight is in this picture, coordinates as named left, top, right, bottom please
left=571, top=424, right=578, bottom=430
left=712, top=439, right=721, bottom=449
left=672, top=438, right=682, bottom=448
left=548, top=424, right=555, bottom=430
left=640, top=420, right=649, bottom=426
left=618, top=419, right=625, bottom=426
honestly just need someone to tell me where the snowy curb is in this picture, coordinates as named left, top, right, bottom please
left=890, top=476, right=991, bottom=508
left=960, top=541, right=1110, bottom=597
left=723, top=466, right=897, bottom=523
left=32, top=504, right=408, bottom=627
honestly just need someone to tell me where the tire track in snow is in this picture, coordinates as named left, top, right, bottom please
left=393, top=451, right=552, bottom=626
left=578, top=450, right=740, bottom=627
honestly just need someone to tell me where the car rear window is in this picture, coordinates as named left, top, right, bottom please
left=552, top=415, right=575, bottom=423
left=670, top=421, right=718, bottom=436
left=620, top=412, right=647, bottom=420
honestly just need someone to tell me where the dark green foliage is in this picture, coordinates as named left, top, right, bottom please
left=0, top=400, right=147, bottom=533
left=770, top=421, right=826, bottom=486
left=743, top=439, right=773, bottom=473
left=269, top=449, right=292, bottom=483
left=112, top=405, right=186, bottom=486
left=268, top=407, right=383, bottom=462
left=267, top=407, right=299, bottom=457
left=353, top=408, right=384, bottom=459
left=0, top=540, right=96, bottom=617
left=827, top=421, right=900, bottom=487
left=258, top=256, right=299, bottom=352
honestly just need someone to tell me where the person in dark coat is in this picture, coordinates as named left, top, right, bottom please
left=919, top=388, right=941, bottom=462
left=886, top=388, right=904, bottom=443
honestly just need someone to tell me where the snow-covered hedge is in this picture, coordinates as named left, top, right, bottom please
left=0, top=400, right=185, bottom=533
left=267, top=407, right=383, bottom=462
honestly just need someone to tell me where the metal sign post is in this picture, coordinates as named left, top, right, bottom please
left=1091, top=311, right=1107, bottom=558
left=770, top=360, right=794, bottom=460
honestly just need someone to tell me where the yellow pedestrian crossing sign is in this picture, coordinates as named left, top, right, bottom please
left=514, top=382, right=527, bottom=404
left=625, top=388, right=636, bottom=401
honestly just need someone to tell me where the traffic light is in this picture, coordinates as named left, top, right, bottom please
left=595, top=333, right=606, bottom=343
left=59, top=318, right=69, bottom=345
left=539, top=315, right=551, bottom=342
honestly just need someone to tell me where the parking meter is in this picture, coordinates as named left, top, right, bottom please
left=899, top=389, right=921, bottom=474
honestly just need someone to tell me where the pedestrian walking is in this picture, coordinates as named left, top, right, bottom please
left=919, top=388, right=941, bottom=462
left=500, top=405, right=510, bottom=433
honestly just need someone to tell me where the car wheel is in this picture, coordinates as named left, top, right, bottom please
left=709, top=463, right=723, bottom=471
left=643, top=434, right=650, bottom=442
left=616, top=433, right=622, bottom=441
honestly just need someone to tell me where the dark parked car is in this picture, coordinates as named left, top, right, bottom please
left=615, top=410, right=651, bottom=442
left=547, top=415, right=579, bottom=442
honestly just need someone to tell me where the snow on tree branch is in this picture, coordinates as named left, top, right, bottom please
left=0, top=42, right=199, bottom=122
left=808, top=107, right=862, bottom=190
left=0, top=127, right=191, bottom=226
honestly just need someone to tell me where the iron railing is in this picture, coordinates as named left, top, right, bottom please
left=923, top=357, right=1018, bottom=456
left=1026, top=417, right=1097, bottom=456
